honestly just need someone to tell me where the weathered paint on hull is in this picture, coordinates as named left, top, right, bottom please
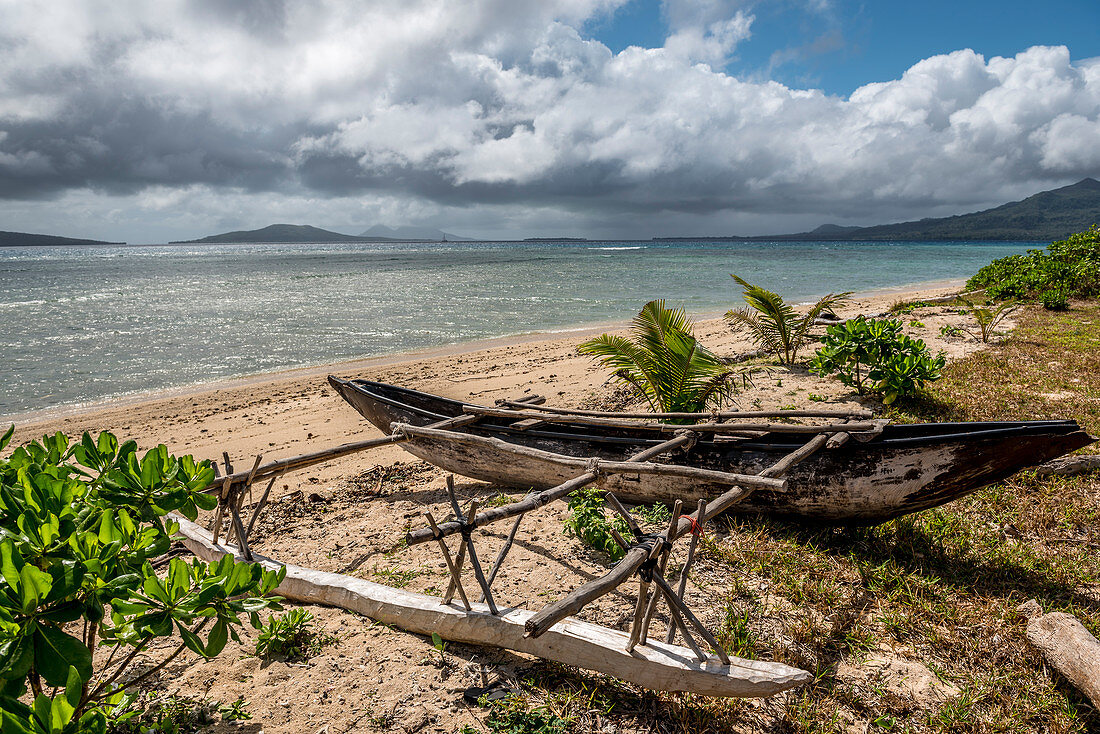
left=329, top=378, right=1095, bottom=523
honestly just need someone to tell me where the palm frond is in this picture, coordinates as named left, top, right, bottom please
left=578, top=300, right=743, bottom=415
left=727, top=274, right=850, bottom=364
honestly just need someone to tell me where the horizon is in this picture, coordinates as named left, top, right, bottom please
left=1, top=2, right=1099, bottom=243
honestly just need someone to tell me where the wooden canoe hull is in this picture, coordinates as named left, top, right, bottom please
left=329, top=378, right=1096, bottom=523
left=173, top=516, right=811, bottom=698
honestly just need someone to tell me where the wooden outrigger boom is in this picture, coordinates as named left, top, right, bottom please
left=172, top=515, right=811, bottom=698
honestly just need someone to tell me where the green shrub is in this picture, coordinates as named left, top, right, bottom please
left=966, top=226, right=1100, bottom=300
left=1039, top=288, right=1070, bottom=311
left=0, top=426, right=285, bottom=734
left=810, top=317, right=946, bottom=404
left=564, top=487, right=631, bottom=561
left=256, top=608, right=328, bottom=661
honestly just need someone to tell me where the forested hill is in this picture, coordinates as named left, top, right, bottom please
left=171, top=224, right=402, bottom=244
left=0, top=230, right=122, bottom=246
left=772, top=178, right=1100, bottom=242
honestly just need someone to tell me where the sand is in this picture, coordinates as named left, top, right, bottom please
left=8, top=280, right=1001, bottom=733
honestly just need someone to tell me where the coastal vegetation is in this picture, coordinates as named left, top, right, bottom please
left=966, top=224, right=1100, bottom=302
left=564, top=487, right=631, bottom=562
left=725, top=275, right=850, bottom=365
left=809, top=316, right=946, bottom=403
left=0, top=429, right=284, bottom=734
left=577, top=300, right=750, bottom=414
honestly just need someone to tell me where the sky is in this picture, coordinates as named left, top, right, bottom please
left=0, top=0, right=1098, bottom=243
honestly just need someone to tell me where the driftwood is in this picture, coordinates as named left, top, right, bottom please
left=171, top=515, right=811, bottom=698
left=1019, top=599, right=1100, bottom=708
left=1035, top=454, right=1100, bottom=478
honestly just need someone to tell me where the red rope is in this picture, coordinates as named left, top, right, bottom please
left=680, top=514, right=704, bottom=536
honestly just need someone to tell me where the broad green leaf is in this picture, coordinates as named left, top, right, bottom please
left=18, top=565, right=51, bottom=613
left=0, top=710, right=34, bottom=734
left=32, top=694, right=51, bottom=732
left=0, top=425, right=13, bottom=453
left=63, top=666, right=81, bottom=712
left=44, top=561, right=83, bottom=603
left=32, top=625, right=92, bottom=686
left=0, top=541, right=24, bottom=591
left=177, top=623, right=206, bottom=658
left=205, top=619, right=228, bottom=657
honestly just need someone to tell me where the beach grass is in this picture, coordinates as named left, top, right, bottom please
left=486, top=302, right=1100, bottom=733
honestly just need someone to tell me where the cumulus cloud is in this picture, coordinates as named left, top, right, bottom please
left=0, top=0, right=1098, bottom=239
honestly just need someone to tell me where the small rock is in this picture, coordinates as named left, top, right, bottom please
left=1017, top=598, right=1043, bottom=619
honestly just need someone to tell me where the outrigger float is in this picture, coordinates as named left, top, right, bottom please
left=170, top=378, right=1093, bottom=698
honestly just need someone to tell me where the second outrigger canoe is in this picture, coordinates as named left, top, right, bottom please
left=328, top=377, right=1094, bottom=523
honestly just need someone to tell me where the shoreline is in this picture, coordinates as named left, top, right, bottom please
left=3, top=277, right=965, bottom=426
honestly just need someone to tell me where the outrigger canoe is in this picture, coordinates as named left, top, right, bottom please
left=328, top=377, right=1094, bottom=523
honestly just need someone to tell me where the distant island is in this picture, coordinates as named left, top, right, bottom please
left=655, top=178, right=1100, bottom=242
left=523, top=237, right=590, bottom=242
left=359, top=224, right=471, bottom=241
left=0, top=230, right=124, bottom=247
left=171, top=224, right=404, bottom=244
left=173, top=223, right=472, bottom=244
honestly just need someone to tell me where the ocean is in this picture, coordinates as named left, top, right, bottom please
left=1, top=239, right=1037, bottom=418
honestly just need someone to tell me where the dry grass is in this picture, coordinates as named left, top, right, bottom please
left=481, top=303, right=1100, bottom=734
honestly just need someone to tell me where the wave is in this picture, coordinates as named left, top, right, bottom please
left=591, top=246, right=644, bottom=251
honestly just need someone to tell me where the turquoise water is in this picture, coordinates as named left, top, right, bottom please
left=0, top=239, right=1037, bottom=417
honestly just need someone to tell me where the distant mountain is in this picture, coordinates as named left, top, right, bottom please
left=0, top=230, right=123, bottom=247
left=759, top=178, right=1100, bottom=242
left=359, top=224, right=472, bottom=241
left=171, top=224, right=401, bottom=244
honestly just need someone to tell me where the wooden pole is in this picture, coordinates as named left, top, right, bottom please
left=442, top=537, right=467, bottom=605
left=525, top=480, right=754, bottom=638
left=483, top=514, right=524, bottom=600
left=651, top=570, right=730, bottom=665
left=667, top=498, right=706, bottom=644
left=605, top=493, right=643, bottom=539
left=445, top=477, right=498, bottom=615
left=625, top=579, right=651, bottom=653
left=498, top=400, right=872, bottom=421
left=405, top=431, right=723, bottom=546
left=245, top=473, right=280, bottom=539
left=203, top=413, right=482, bottom=494
left=462, top=406, right=881, bottom=435
left=228, top=497, right=253, bottom=562
left=639, top=500, right=681, bottom=645
left=424, top=512, right=471, bottom=611
left=759, top=432, right=832, bottom=478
